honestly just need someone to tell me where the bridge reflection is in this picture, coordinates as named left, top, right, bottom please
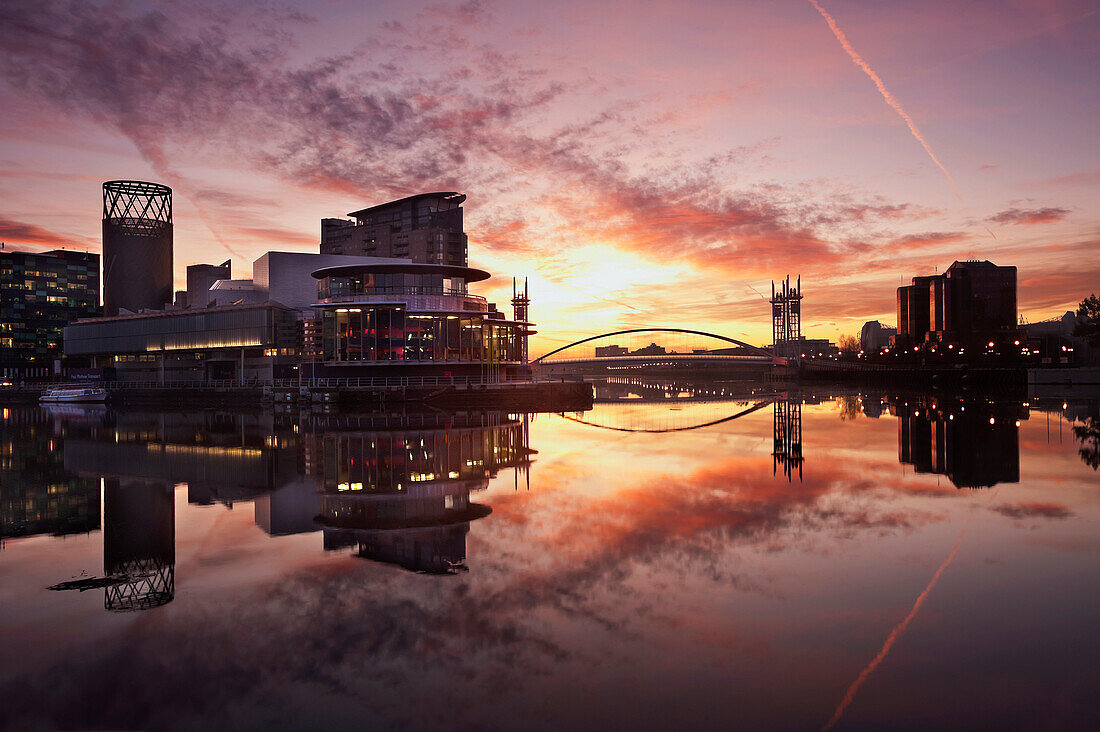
left=3, top=389, right=1079, bottom=611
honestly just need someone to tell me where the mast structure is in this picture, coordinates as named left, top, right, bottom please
left=770, top=275, right=803, bottom=364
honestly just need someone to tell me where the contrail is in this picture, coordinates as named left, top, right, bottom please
left=808, top=0, right=962, bottom=202
left=984, top=226, right=997, bottom=239
left=822, top=528, right=967, bottom=730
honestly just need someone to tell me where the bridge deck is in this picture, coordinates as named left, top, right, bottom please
left=539, top=353, right=774, bottom=365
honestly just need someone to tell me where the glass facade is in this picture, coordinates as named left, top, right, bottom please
left=64, top=304, right=297, bottom=356
left=321, top=307, right=522, bottom=363
left=318, top=272, right=467, bottom=300
left=1, top=249, right=100, bottom=377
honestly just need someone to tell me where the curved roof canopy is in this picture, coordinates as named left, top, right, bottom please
left=347, top=192, right=465, bottom=219
left=311, top=262, right=491, bottom=282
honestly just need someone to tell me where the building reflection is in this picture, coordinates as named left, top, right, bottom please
left=316, top=412, right=533, bottom=573
left=889, top=396, right=1025, bottom=488
left=47, top=407, right=534, bottom=591
left=102, top=478, right=174, bottom=611
left=0, top=408, right=100, bottom=542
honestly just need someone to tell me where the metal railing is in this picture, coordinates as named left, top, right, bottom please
left=35, top=374, right=583, bottom=390
left=316, top=291, right=488, bottom=312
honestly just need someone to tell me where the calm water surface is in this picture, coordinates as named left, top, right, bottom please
left=1, top=387, right=1098, bottom=731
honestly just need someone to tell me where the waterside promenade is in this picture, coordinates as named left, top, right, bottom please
left=0, top=375, right=594, bottom=411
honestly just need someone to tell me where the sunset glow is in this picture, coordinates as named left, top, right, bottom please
left=1, top=0, right=1096, bottom=351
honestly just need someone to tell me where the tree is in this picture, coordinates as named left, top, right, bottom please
left=837, top=395, right=862, bottom=420
left=838, top=334, right=860, bottom=354
left=1073, top=294, right=1100, bottom=347
left=1074, top=417, right=1100, bottom=471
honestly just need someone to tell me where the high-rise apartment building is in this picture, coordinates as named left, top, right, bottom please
left=320, top=192, right=468, bottom=266
left=1, top=248, right=100, bottom=380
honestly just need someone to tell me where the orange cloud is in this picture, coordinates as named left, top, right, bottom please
left=0, top=216, right=92, bottom=251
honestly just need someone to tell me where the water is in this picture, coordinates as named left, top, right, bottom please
left=1, top=387, right=1097, bottom=731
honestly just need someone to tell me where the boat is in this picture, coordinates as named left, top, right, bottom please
left=39, top=386, right=108, bottom=403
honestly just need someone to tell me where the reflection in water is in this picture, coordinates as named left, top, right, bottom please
left=316, top=413, right=532, bottom=573
left=102, top=479, right=175, bottom=611
left=2, top=389, right=1098, bottom=729
left=891, top=395, right=1025, bottom=489
left=824, top=527, right=968, bottom=730
left=1074, top=417, right=1100, bottom=470
left=31, top=408, right=536, bottom=599
left=772, top=397, right=803, bottom=481
left=0, top=409, right=99, bottom=541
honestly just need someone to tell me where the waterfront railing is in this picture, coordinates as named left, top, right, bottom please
left=31, top=374, right=583, bottom=390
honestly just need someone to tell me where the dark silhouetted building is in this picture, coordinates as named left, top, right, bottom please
left=320, top=192, right=468, bottom=266
left=64, top=301, right=302, bottom=382
left=895, top=260, right=1018, bottom=350
left=102, top=180, right=173, bottom=316
left=185, top=259, right=231, bottom=308
left=860, top=320, right=896, bottom=354
left=1, top=248, right=100, bottom=380
left=595, top=345, right=629, bottom=357
left=632, top=343, right=667, bottom=356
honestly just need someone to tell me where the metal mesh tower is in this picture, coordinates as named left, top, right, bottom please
left=102, top=180, right=173, bottom=316
left=771, top=275, right=802, bottom=362
left=511, top=277, right=531, bottom=364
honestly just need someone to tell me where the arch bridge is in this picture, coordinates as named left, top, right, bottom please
left=531, top=328, right=778, bottom=366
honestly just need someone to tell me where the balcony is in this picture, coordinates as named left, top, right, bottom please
left=316, top=287, right=487, bottom=313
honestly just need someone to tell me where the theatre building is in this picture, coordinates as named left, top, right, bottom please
left=312, top=261, right=531, bottom=379
left=60, top=190, right=531, bottom=383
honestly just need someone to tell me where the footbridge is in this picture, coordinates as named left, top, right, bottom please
left=532, top=328, right=779, bottom=368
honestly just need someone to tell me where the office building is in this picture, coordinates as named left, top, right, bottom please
left=895, top=260, right=1018, bottom=350
left=1, top=248, right=100, bottom=380
left=595, top=345, right=629, bottom=357
left=767, top=337, right=837, bottom=358
left=320, top=192, right=468, bottom=266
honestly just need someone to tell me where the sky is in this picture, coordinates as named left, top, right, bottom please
left=1, top=0, right=1097, bottom=351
